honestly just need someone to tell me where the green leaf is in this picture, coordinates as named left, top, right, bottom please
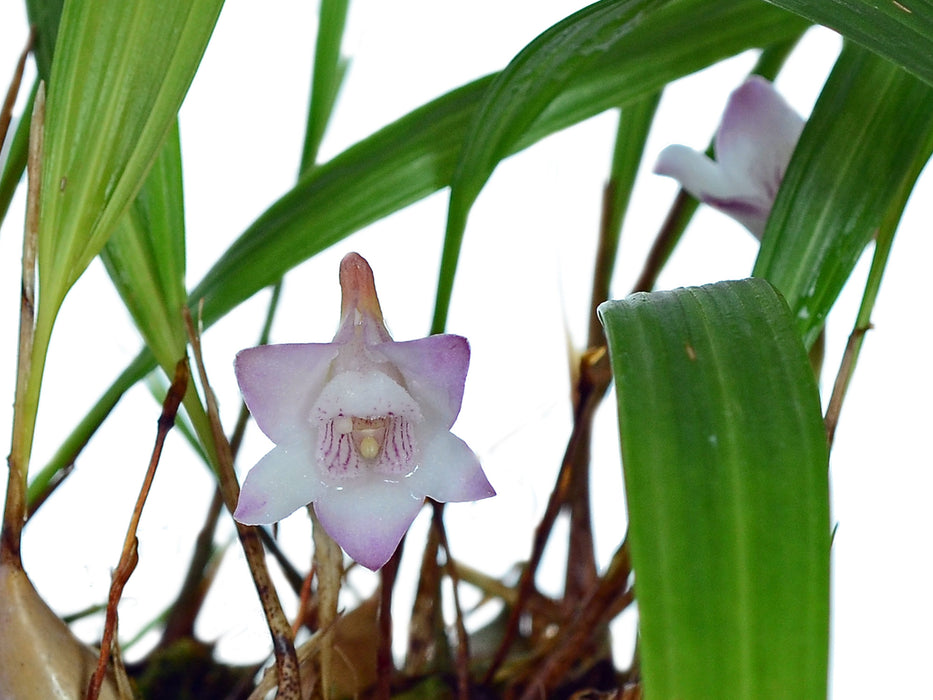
left=300, top=0, right=351, bottom=174
left=12, top=0, right=222, bottom=484
left=434, top=0, right=808, bottom=331
left=25, top=0, right=65, bottom=81
left=764, top=0, right=933, bottom=86
left=587, top=91, right=661, bottom=346
left=188, top=74, right=497, bottom=327
left=36, top=0, right=807, bottom=497
left=36, top=0, right=223, bottom=324
left=754, top=43, right=933, bottom=348
left=0, top=84, right=36, bottom=227
left=101, top=120, right=187, bottom=374
left=194, top=0, right=805, bottom=333
left=598, top=278, right=830, bottom=699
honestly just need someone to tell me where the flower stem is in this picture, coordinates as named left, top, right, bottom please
left=824, top=207, right=899, bottom=447
left=86, top=359, right=188, bottom=700
left=377, top=543, right=403, bottom=700
left=183, top=309, right=301, bottom=699
left=311, top=509, right=342, bottom=700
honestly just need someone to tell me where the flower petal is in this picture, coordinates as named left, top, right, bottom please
left=377, top=334, right=470, bottom=428
left=715, top=76, right=804, bottom=195
left=654, top=77, right=804, bottom=239
left=234, top=440, right=325, bottom=524
left=654, top=144, right=743, bottom=204
left=310, top=370, right=422, bottom=423
left=414, top=430, right=495, bottom=503
left=313, top=480, right=425, bottom=570
left=235, top=343, right=338, bottom=444
left=655, top=142, right=774, bottom=237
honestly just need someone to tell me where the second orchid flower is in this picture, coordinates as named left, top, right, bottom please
left=654, top=76, right=805, bottom=239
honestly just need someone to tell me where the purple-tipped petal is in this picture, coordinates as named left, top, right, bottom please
left=716, top=76, right=804, bottom=191
left=234, top=441, right=325, bottom=524
left=654, top=143, right=773, bottom=236
left=313, top=480, right=425, bottom=570
left=377, top=334, right=470, bottom=428
left=415, top=431, right=495, bottom=503
left=235, top=344, right=338, bottom=444
left=654, top=77, right=804, bottom=239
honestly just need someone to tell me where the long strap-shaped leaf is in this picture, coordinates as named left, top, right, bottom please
left=37, top=0, right=223, bottom=321
left=598, top=278, right=830, bottom=699
left=16, top=0, right=222, bottom=494
left=434, top=0, right=807, bottom=331
left=101, top=121, right=188, bottom=376
left=754, top=43, right=933, bottom=348
left=32, top=0, right=807, bottom=500
left=764, top=0, right=933, bottom=86
left=190, top=0, right=804, bottom=332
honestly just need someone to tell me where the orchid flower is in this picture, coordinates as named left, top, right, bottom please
left=233, top=253, right=495, bottom=570
left=654, top=76, right=805, bottom=239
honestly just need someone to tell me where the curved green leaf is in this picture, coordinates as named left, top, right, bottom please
left=301, top=0, right=351, bottom=173
left=101, top=121, right=187, bottom=374
left=434, top=0, right=807, bottom=331
left=187, top=73, right=496, bottom=328
left=754, top=43, right=933, bottom=348
left=36, top=0, right=807, bottom=500
left=192, top=0, right=805, bottom=333
left=37, top=0, right=223, bottom=322
left=765, top=0, right=933, bottom=86
left=13, top=0, right=222, bottom=485
left=25, top=0, right=65, bottom=81
left=598, top=278, right=830, bottom=699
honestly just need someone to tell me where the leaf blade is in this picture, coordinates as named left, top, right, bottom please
left=36, top=0, right=223, bottom=319
left=599, top=278, right=830, bottom=699
left=433, top=0, right=807, bottom=331
left=101, top=120, right=187, bottom=374
left=764, top=0, right=933, bottom=85
left=754, top=44, right=933, bottom=347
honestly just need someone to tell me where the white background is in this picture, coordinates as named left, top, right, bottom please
left=1, top=2, right=931, bottom=697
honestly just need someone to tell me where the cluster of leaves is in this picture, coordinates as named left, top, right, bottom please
left=0, top=0, right=930, bottom=698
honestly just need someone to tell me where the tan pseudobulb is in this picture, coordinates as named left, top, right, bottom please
left=0, top=561, right=122, bottom=699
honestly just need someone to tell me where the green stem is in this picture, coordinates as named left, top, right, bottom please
left=588, top=91, right=660, bottom=346
left=824, top=210, right=899, bottom=447
left=2, top=86, right=47, bottom=566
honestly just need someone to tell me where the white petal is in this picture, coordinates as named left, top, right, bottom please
left=654, top=78, right=804, bottom=239
left=310, top=370, right=422, bottom=423
left=313, top=480, right=424, bottom=570
left=655, top=144, right=773, bottom=239
left=413, top=430, right=495, bottom=503
left=377, top=335, right=470, bottom=428
left=715, top=76, right=804, bottom=194
left=235, top=344, right=338, bottom=445
left=654, top=144, right=750, bottom=203
left=234, top=440, right=325, bottom=525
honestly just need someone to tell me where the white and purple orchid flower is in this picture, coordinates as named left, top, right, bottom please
left=654, top=76, right=805, bottom=239
left=234, top=253, right=495, bottom=570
